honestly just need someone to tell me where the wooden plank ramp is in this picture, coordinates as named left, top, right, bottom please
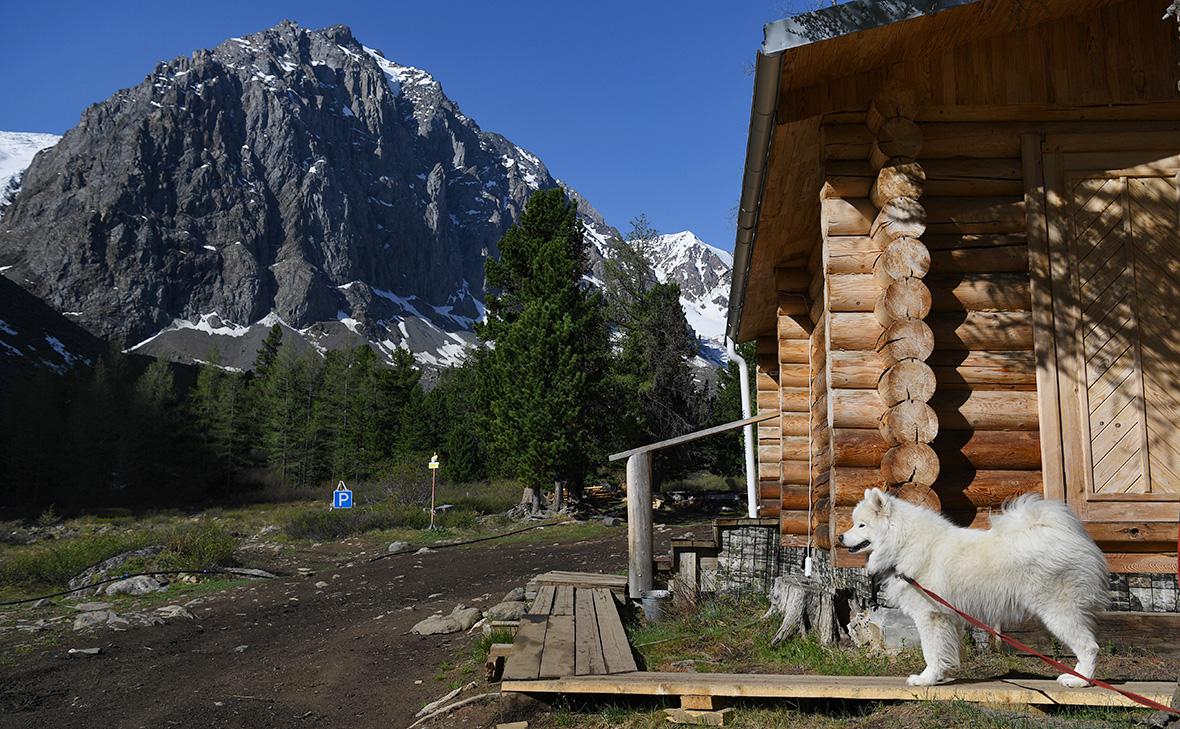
left=501, top=672, right=1175, bottom=709
left=503, top=573, right=637, bottom=682
left=529, top=570, right=628, bottom=594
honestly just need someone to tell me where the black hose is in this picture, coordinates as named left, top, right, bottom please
left=0, top=567, right=280, bottom=607
left=360, top=520, right=568, bottom=564
left=4, top=520, right=573, bottom=607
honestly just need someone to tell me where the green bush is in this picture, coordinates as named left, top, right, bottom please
left=281, top=503, right=478, bottom=540
left=0, top=531, right=158, bottom=588
left=0, top=522, right=239, bottom=591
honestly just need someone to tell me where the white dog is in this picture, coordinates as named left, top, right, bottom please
left=840, top=488, right=1108, bottom=687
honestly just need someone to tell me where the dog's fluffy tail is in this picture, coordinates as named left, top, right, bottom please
left=991, top=494, right=1109, bottom=610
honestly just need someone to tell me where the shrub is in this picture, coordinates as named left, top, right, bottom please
left=0, top=522, right=239, bottom=591
left=0, top=531, right=158, bottom=589
left=280, top=503, right=478, bottom=540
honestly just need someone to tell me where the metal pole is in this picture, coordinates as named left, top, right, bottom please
left=727, top=338, right=759, bottom=518
left=626, top=452, right=653, bottom=600
left=429, top=468, right=436, bottom=530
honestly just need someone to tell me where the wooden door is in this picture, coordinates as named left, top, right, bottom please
left=1042, top=134, right=1180, bottom=524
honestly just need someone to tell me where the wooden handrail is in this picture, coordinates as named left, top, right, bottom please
left=607, top=412, right=778, bottom=462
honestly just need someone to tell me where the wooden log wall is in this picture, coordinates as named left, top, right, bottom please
left=756, top=334, right=782, bottom=520
left=775, top=269, right=814, bottom=546
left=820, top=110, right=1043, bottom=567
left=866, top=105, right=941, bottom=509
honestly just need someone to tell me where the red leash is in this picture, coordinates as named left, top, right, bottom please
left=900, top=575, right=1180, bottom=716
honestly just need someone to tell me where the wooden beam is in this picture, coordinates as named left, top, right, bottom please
left=500, top=672, right=1175, bottom=708
left=608, top=413, right=778, bottom=462
left=626, top=453, right=653, bottom=600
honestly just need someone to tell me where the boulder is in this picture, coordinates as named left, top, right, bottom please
left=411, top=604, right=484, bottom=635
left=485, top=601, right=527, bottom=621
left=73, top=602, right=114, bottom=612
left=602, top=516, right=621, bottom=527
left=102, top=575, right=166, bottom=597
left=156, top=605, right=194, bottom=620
left=502, top=587, right=525, bottom=603
left=847, top=607, right=921, bottom=652
left=72, top=610, right=118, bottom=631
left=387, top=541, right=411, bottom=554
left=451, top=605, right=483, bottom=631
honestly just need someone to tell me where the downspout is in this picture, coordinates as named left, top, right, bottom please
left=727, top=337, right=758, bottom=519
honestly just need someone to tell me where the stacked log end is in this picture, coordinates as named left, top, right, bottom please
left=869, top=110, right=939, bottom=509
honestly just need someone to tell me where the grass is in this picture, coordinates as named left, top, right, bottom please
left=0, top=522, right=237, bottom=596
left=628, top=594, right=916, bottom=676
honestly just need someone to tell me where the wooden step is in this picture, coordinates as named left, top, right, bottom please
left=501, top=671, right=1175, bottom=709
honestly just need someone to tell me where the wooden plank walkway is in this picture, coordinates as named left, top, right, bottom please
left=503, top=573, right=638, bottom=682
left=529, top=570, right=628, bottom=594
left=501, top=672, right=1176, bottom=709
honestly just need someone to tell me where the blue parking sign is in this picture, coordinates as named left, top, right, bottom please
left=332, top=481, right=353, bottom=509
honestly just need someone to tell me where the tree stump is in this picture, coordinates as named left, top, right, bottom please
left=764, top=575, right=837, bottom=645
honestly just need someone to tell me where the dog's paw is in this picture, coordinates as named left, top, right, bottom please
left=1056, top=673, right=1091, bottom=688
left=907, top=673, right=938, bottom=686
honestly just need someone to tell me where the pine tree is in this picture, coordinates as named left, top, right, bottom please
left=254, top=324, right=284, bottom=379
left=615, top=281, right=705, bottom=481
left=479, top=188, right=610, bottom=511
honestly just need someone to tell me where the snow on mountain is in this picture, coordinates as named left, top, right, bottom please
left=644, top=231, right=732, bottom=363
left=0, top=131, right=61, bottom=203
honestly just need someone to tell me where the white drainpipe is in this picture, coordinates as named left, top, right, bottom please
left=727, top=338, right=758, bottom=518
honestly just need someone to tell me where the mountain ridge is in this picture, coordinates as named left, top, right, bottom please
left=0, top=21, right=731, bottom=372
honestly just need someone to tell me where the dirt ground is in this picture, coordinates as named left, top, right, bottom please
left=1, top=523, right=704, bottom=729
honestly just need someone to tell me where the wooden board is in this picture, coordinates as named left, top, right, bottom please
left=533, top=571, right=628, bottom=593
left=502, top=615, right=549, bottom=681
left=538, top=615, right=575, bottom=679
left=552, top=585, right=575, bottom=616
left=574, top=588, right=607, bottom=676
left=501, top=671, right=1175, bottom=709
left=591, top=588, right=638, bottom=674
left=529, top=585, right=556, bottom=615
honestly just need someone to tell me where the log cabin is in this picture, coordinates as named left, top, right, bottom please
left=727, top=0, right=1180, bottom=600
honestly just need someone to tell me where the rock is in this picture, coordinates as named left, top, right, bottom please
left=387, top=541, right=411, bottom=554
left=314, top=581, right=329, bottom=589
left=847, top=607, right=921, bottom=653
left=234, top=645, right=249, bottom=653
left=156, top=605, right=195, bottom=620
left=415, top=547, right=433, bottom=555
left=221, top=567, right=276, bottom=579
left=73, top=610, right=117, bottom=631
left=485, top=601, right=527, bottom=621
left=411, top=614, right=460, bottom=636
left=32, top=598, right=53, bottom=608
left=102, top=575, right=167, bottom=597
left=411, top=604, right=483, bottom=635
left=502, top=587, right=525, bottom=603
left=66, top=547, right=165, bottom=591
left=67, top=647, right=102, bottom=657
left=602, top=517, right=621, bottom=527
left=451, top=605, right=483, bottom=631
left=73, top=602, right=114, bottom=612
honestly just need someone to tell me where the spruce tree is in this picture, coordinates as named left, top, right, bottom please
left=479, top=188, right=609, bottom=511
left=254, top=324, right=284, bottom=378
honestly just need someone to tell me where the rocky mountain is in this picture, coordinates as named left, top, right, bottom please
left=644, top=231, right=731, bottom=364
left=0, top=21, right=730, bottom=372
left=0, top=131, right=61, bottom=205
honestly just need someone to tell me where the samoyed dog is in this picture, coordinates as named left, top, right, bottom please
left=840, top=488, right=1107, bottom=687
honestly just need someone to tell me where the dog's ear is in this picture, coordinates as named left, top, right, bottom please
left=864, top=487, right=884, bottom=512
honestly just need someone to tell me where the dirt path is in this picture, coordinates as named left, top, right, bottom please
left=1, top=525, right=692, bottom=729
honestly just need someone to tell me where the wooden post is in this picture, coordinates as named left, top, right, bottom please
left=626, top=452, right=653, bottom=600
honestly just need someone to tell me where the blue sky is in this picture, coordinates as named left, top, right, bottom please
left=0, top=1, right=814, bottom=251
